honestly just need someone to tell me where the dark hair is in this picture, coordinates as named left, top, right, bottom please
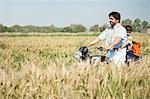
left=125, top=25, right=132, bottom=33
left=109, top=12, right=121, bottom=23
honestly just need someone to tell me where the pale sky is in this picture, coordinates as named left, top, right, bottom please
left=0, top=0, right=149, bottom=27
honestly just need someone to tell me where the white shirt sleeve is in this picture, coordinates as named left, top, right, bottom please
left=98, top=28, right=107, bottom=40
left=116, top=27, right=126, bottom=40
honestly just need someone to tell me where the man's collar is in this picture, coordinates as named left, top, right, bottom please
left=108, top=23, right=121, bottom=29
left=113, top=23, right=121, bottom=29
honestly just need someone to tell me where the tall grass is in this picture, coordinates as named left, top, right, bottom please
left=0, top=33, right=150, bottom=98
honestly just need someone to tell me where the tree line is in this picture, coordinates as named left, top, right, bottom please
left=0, top=24, right=86, bottom=33
left=0, top=18, right=149, bottom=33
left=90, top=18, right=150, bottom=33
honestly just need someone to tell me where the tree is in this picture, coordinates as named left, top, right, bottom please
left=132, top=18, right=141, bottom=32
left=10, top=25, right=22, bottom=32
left=142, top=21, right=148, bottom=28
left=75, top=24, right=86, bottom=32
left=3, top=26, right=9, bottom=32
left=70, top=24, right=86, bottom=33
left=90, top=24, right=99, bottom=32
left=99, top=24, right=108, bottom=32
left=0, top=24, right=4, bottom=33
left=62, top=27, right=73, bottom=33
left=148, top=24, right=150, bottom=28
left=122, top=19, right=132, bottom=26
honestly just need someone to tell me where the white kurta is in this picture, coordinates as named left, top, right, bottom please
left=98, top=23, right=127, bottom=65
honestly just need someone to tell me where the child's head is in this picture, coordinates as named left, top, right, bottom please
left=124, top=25, right=132, bottom=36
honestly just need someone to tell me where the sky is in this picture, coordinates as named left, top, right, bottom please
left=0, top=0, right=149, bottom=27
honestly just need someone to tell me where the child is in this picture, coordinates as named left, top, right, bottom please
left=119, top=25, right=140, bottom=63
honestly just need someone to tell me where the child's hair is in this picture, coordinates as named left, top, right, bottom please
left=124, top=25, right=132, bottom=33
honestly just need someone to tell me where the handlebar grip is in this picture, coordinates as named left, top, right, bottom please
left=97, top=47, right=103, bottom=51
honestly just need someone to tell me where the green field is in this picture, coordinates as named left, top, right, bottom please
left=0, top=33, right=150, bottom=98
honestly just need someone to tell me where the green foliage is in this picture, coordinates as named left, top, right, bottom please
left=0, top=24, right=4, bottom=33
left=90, top=24, right=100, bottom=32
left=99, top=24, right=108, bottom=32
left=62, top=27, right=73, bottom=33
left=0, top=24, right=86, bottom=33
left=122, top=19, right=132, bottom=26
left=132, top=18, right=142, bottom=32
left=121, top=19, right=149, bottom=33
left=0, top=18, right=149, bottom=33
left=63, top=24, right=86, bottom=33
left=142, top=21, right=149, bottom=28
left=90, top=24, right=108, bottom=33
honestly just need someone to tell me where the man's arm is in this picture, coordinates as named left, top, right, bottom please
left=87, top=28, right=107, bottom=47
left=106, top=26, right=127, bottom=50
left=118, top=40, right=130, bottom=50
left=106, top=37, right=122, bottom=50
left=87, top=37, right=101, bottom=47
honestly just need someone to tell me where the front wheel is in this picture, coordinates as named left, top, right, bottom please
left=91, top=55, right=109, bottom=66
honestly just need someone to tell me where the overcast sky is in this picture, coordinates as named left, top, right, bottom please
left=0, top=0, right=149, bottom=27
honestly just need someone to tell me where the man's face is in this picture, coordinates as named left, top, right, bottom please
left=109, top=15, right=119, bottom=26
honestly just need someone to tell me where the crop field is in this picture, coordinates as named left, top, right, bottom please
left=0, top=33, right=150, bottom=98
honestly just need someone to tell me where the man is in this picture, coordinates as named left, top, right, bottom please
left=87, top=12, right=127, bottom=65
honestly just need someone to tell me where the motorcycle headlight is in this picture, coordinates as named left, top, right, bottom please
left=75, top=51, right=82, bottom=59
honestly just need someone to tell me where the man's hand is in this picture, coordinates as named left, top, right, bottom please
left=104, top=46, right=111, bottom=51
left=118, top=47, right=122, bottom=51
left=105, top=37, right=122, bottom=51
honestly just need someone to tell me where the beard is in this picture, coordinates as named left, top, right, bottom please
left=110, top=21, right=117, bottom=27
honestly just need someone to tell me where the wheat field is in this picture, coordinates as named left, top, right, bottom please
left=0, top=33, right=150, bottom=99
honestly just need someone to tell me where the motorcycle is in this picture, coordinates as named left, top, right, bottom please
left=75, top=46, right=109, bottom=65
